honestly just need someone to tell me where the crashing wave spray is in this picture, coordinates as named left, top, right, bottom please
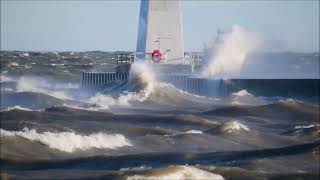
left=128, top=60, right=156, bottom=99
left=89, top=60, right=157, bottom=108
left=87, top=60, right=216, bottom=110
left=202, top=25, right=262, bottom=78
left=106, top=60, right=156, bottom=106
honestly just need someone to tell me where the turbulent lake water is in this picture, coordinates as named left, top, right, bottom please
left=0, top=51, right=319, bottom=180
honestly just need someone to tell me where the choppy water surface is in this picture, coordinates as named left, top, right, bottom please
left=0, top=51, right=319, bottom=180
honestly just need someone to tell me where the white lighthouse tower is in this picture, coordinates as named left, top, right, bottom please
left=136, top=0, right=185, bottom=64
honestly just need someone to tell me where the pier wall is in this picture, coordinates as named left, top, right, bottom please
left=81, top=72, right=319, bottom=98
left=81, top=72, right=129, bottom=88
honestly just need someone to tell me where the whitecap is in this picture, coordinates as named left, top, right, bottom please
left=126, top=165, right=224, bottom=180
left=120, top=165, right=152, bottom=171
left=231, top=89, right=263, bottom=106
left=20, top=53, right=29, bottom=57
left=221, top=121, right=250, bottom=133
left=1, top=88, right=15, bottom=92
left=164, top=130, right=203, bottom=137
left=0, top=128, right=132, bottom=153
left=1, top=105, right=34, bottom=112
left=184, top=130, right=203, bottom=134
left=280, top=98, right=297, bottom=104
left=294, top=124, right=315, bottom=129
left=9, top=62, right=19, bottom=67
left=232, top=89, right=251, bottom=97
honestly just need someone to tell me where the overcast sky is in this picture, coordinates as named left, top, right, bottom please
left=1, top=0, right=319, bottom=52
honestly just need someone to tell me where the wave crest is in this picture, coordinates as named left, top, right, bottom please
left=1, top=105, right=34, bottom=112
left=220, top=121, right=250, bottom=133
left=231, top=89, right=263, bottom=106
left=0, top=128, right=132, bottom=153
left=126, top=165, right=224, bottom=180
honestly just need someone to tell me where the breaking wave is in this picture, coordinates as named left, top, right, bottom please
left=0, top=128, right=132, bottom=153
left=87, top=82, right=216, bottom=111
left=85, top=61, right=216, bottom=110
left=85, top=61, right=158, bottom=109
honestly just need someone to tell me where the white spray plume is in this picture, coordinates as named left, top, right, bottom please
left=129, top=60, right=156, bottom=94
left=120, top=60, right=156, bottom=104
left=88, top=60, right=156, bottom=109
left=202, top=25, right=262, bottom=78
